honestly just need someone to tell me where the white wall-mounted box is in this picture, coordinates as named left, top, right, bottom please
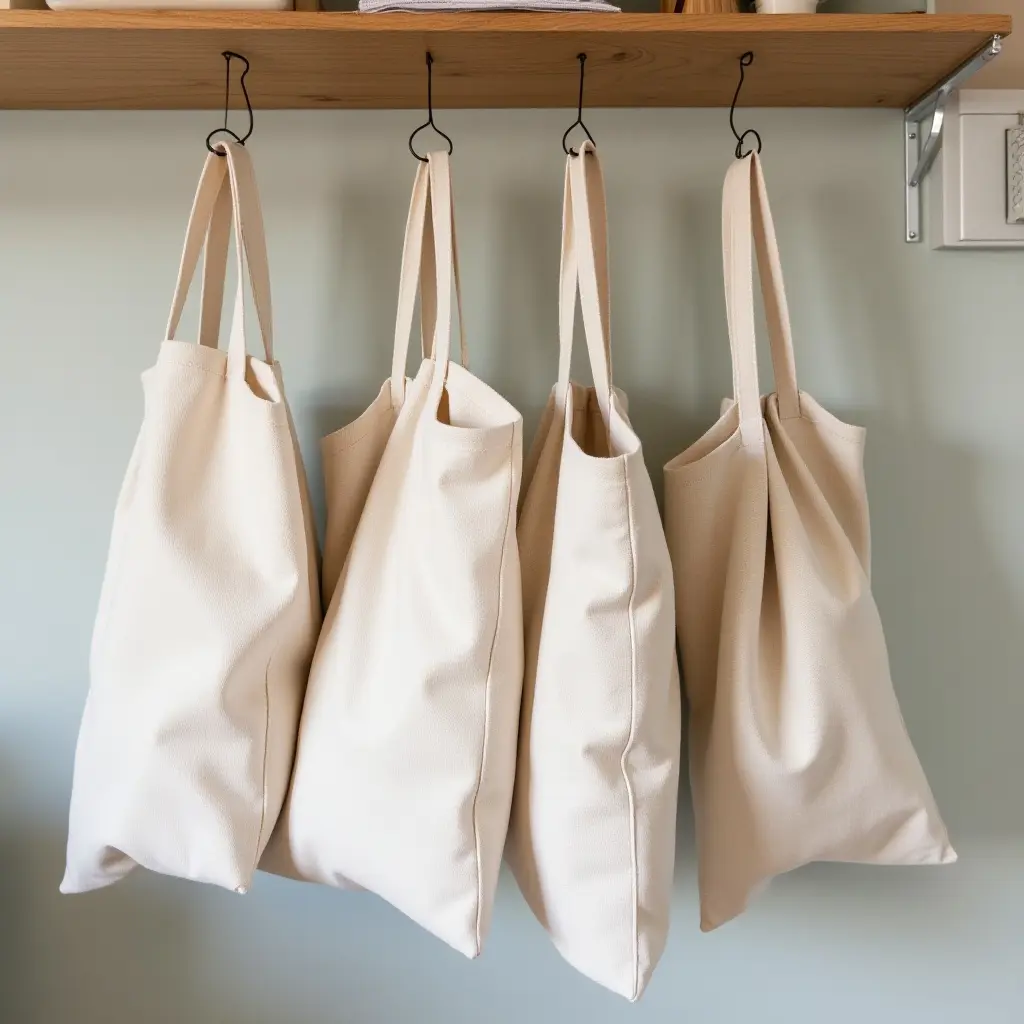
left=932, top=89, right=1024, bottom=249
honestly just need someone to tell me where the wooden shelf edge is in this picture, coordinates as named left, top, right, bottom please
left=0, top=12, right=1012, bottom=110
left=0, top=11, right=1013, bottom=36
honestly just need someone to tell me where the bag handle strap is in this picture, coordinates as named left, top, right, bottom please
left=722, top=152, right=800, bottom=447
left=166, top=143, right=274, bottom=378
left=751, top=153, right=800, bottom=420
left=390, top=151, right=460, bottom=408
left=390, top=161, right=430, bottom=407
left=220, top=142, right=275, bottom=376
left=424, top=152, right=454, bottom=405
left=196, top=174, right=231, bottom=349
left=557, top=141, right=613, bottom=436
left=166, top=151, right=228, bottom=343
left=556, top=156, right=577, bottom=398
left=419, top=179, right=467, bottom=369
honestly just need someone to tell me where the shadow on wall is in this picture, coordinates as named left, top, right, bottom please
left=806, top=184, right=1024, bottom=845
left=490, top=184, right=560, bottom=429
left=298, top=183, right=412, bottom=536
left=638, top=180, right=731, bottom=489
left=0, top=746, right=398, bottom=1024
left=857, top=417, right=1024, bottom=840
left=0, top=745, right=620, bottom=1024
left=0, top=807, right=315, bottom=1022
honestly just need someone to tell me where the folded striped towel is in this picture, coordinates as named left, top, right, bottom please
left=360, top=0, right=619, bottom=12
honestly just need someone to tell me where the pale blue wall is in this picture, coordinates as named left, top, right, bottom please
left=1, top=107, right=1020, bottom=1022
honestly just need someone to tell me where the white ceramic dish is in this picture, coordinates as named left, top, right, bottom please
left=755, top=0, right=819, bottom=11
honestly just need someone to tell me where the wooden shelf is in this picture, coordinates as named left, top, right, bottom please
left=0, top=12, right=1011, bottom=110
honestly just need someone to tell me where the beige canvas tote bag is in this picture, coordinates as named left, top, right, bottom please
left=264, top=153, right=524, bottom=959
left=316, top=163, right=468, bottom=611
left=62, top=142, right=320, bottom=895
left=664, top=152, right=955, bottom=932
left=507, top=143, right=681, bottom=1002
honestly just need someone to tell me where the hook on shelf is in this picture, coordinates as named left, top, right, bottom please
left=729, top=51, right=761, bottom=161
left=409, top=53, right=454, bottom=163
left=562, top=53, right=596, bottom=157
left=206, top=51, right=254, bottom=155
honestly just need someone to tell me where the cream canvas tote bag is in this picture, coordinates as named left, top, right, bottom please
left=507, top=144, right=681, bottom=1002
left=62, top=142, right=321, bottom=895
left=264, top=153, right=524, bottom=958
left=315, top=161, right=468, bottom=612
left=664, top=152, right=955, bottom=931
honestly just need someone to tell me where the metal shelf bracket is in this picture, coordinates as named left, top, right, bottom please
left=905, top=34, right=1003, bottom=242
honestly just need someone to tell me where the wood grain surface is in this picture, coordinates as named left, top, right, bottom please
left=0, top=12, right=1011, bottom=110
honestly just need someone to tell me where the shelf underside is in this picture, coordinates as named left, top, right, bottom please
left=0, top=12, right=1011, bottom=110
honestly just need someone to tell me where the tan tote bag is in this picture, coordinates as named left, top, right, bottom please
left=507, top=143, right=681, bottom=1002
left=62, top=141, right=321, bottom=895
left=664, top=152, right=955, bottom=932
left=264, top=153, right=524, bottom=959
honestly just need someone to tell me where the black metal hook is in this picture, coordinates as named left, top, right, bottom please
left=729, top=51, right=762, bottom=160
left=408, top=53, right=454, bottom=163
left=206, top=51, right=254, bottom=156
left=562, top=54, right=596, bottom=157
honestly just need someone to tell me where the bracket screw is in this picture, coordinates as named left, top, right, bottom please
left=909, top=231, right=918, bottom=239
left=909, top=132, right=917, bottom=140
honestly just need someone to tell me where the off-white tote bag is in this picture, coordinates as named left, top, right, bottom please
left=264, top=153, right=524, bottom=958
left=62, top=142, right=320, bottom=895
left=315, top=163, right=468, bottom=611
left=507, top=144, right=681, bottom=1002
left=664, top=152, right=955, bottom=931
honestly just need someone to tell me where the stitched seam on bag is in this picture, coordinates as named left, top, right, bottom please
left=620, top=459, right=641, bottom=1002
left=321, top=408, right=396, bottom=457
left=797, top=411, right=866, bottom=443
left=157, top=359, right=289, bottom=419
left=468, top=428, right=516, bottom=955
left=429, top=433, right=507, bottom=453
left=158, top=359, right=233, bottom=382
left=431, top=371, right=518, bottom=449
left=249, top=657, right=273, bottom=885
left=667, top=441, right=744, bottom=491
left=160, top=357, right=230, bottom=378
